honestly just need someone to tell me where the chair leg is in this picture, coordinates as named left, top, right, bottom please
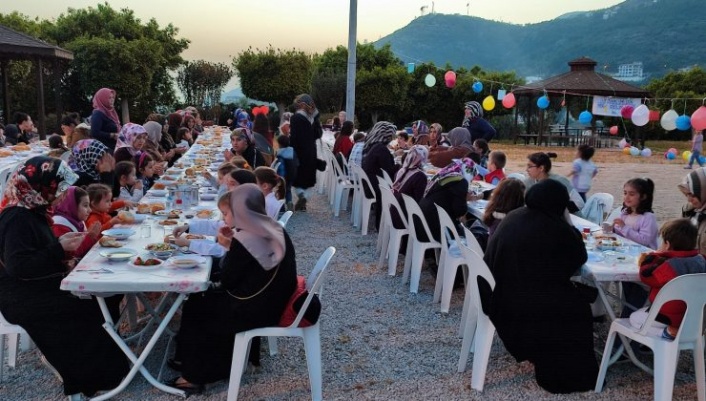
left=303, top=327, right=323, bottom=401
left=387, top=234, right=402, bottom=276
left=432, top=251, right=446, bottom=304
left=402, top=239, right=414, bottom=283
left=652, top=345, right=679, bottom=401
left=409, top=246, right=425, bottom=294
left=361, top=201, right=372, bottom=236
left=595, top=330, right=618, bottom=392
left=693, top=337, right=706, bottom=401
left=227, top=334, right=253, bottom=401
left=470, top=319, right=495, bottom=392
left=333, top=187, right=343, bottom=217
left=6, top=333, right=18, bottom=369
left=457, top=307, right=476, bottom=373
left=0, top=335, right=5, bottom=382
left=268, top=336, right=278, bottom=356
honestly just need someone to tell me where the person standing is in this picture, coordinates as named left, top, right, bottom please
left=462, top=101, right=496, bottom=142
left=685, top=128, right=705, bottom=169
left=90, top=88, right=121, bottom=151
left=289, top=94, right=322, bottom=211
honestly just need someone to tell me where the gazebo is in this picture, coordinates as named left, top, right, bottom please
left=512, top=57, right=650, bottom=146
left=0, top=23, right=74, bottom=137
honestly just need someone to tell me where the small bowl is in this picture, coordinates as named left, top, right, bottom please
left=167, top=255, right=205, bottom=269
left=99, top=248, right=137, bottom=262
left=145, top=243, right=179, bottom=259
left=101, top=228, right=136, bottom=240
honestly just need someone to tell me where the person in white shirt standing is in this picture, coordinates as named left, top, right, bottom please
left=568, top=144, right=598, bottom=202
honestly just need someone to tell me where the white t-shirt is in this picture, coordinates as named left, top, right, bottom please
left=571, top=159, right=597, bottom=192
left=265, top=192, right=281, bottom=219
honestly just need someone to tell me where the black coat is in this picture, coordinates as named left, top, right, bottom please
left=290, top=112, right=322, bottom=189
left=419, top=178, right=469, bottom=242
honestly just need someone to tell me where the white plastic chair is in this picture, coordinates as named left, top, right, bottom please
left=380, top=169, right=394, bottom=187
left=433, top=204, right=468, bottom=313
left=226, top=247, right=336, bottom=401
left=0, top=311, right=33, bottom=382
left=595, top=273, right=706, bottom=401
left=400, top=194, right=441, bottom=294
left=0, top=165, right=17, bottom=202
left=277, top=211, right=293, bottom=228
left=351, top=164, right=376, bottom=235
left=374, top=178, right=392, bottom=254
left=506, top=172, right=526, bottom=180
left=456, top=245, right=496, bottom=392
left=377, top=185, right=409, bottom=276
left=330, top=152, right=356, bottom=217
left=581, top=192, right=614, bottom=225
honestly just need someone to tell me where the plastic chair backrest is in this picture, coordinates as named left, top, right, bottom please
left=461, top=226, right=486, bottom=257
left=377, top=177, right=390, bottom=190
left=338, top=152, right=350, bottom=177
left=329, top=150, right=348, bottom=181
left=506, top=172, right=526, bottom=180
left=457, top=242, right=496, bottom=310
left=435, top=204, right=464, bottom=252
left=401, top=193, right=436, bottom=243
left=291, top=247, right=336, bottom=328
left=379, top=184, right=407, bottom=230
left=380, top=169, right=394, bottom=187
left=278, top=211, right=293, bottom=228
left=352, top=164, right=376, bottom=201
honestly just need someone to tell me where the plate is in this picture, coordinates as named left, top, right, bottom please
left=127, top=256, right=163, bottom=270
left=101, top=228, right=136, bottom=240
left=587, top=251, right=605, bottom=263
left=603, top=251, right=634, bottom=264
left=131, top=214, right=147, bottom=224
left=199, top=194, right=216, bottom=201
left=166, top=255, right=206, bottom=269
left=99, top=248, right=137, bottom=261
left=149, top=189, right=168, bottom=197
left=145, top=243, right=179, bottom=259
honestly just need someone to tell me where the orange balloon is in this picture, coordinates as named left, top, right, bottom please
left=622, top=147, right=631, bottom=155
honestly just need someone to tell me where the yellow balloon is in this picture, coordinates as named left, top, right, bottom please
left=683, top=151, right=692, bottom=161
left=482, top=95, right=495, bottom=111
left=622, top=147, right=631, bottom=155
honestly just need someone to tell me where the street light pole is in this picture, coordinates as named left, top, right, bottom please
left=345, top=0, right=357, bottom=123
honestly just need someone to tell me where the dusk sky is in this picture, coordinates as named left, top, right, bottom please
left=1, top=1, right=624, bottom=89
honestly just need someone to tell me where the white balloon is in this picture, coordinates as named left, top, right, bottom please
left=661, top=109, right=679, bottom=131
left=631, top=104, right=649, bottom=127
left=618, top=138, right=627, bottom=148
left=424, top=74, right=436, bottom=87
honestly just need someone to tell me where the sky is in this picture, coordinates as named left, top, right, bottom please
left=1, top=1, right=624, bottom=90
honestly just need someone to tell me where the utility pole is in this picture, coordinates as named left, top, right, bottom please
left=345, top=0, right=357, bottom=123
left=467, top=2, right=470, bottom=15
left=432, top=1, right=435, bottom=14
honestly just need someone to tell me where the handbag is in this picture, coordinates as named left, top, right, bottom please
left=226, top=263, right=279, bottom=300
left=279, top=276, right=321, bottom=327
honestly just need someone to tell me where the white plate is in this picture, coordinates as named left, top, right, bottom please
left=200, top=194, right=216, bottom=201
left=99, top=248, right=137, bottom=261
left=149, top=189, right=168, bottom=197
left=603, top=251, right=634, bottom=264
left=166, top=255, right=206, bottom=269
left=101, top=228, right=136, bottom=240
left=127, top=256, right=163, bottom=270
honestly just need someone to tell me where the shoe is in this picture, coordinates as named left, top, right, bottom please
left=684, top=165, right=693, bottom=169
left=294, top=197, right=307, bottom=211
left=165, top=377, right=204, bottom=396
left=40, top=353, right=63, bottom=383
left=167, top=358, right=182, bottom=372
left=286, top=202, right=294, bottom=211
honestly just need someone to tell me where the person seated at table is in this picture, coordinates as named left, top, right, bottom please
left=483, top=178, right=597, bottom=394
left=52, top=186, right=102, bottom=260
left=167, top=184, right=297, bottom=394
left=143, top=119, right=173, bottom=175
left=175, top=127, right=194, bottom=149
left=462, top=100, right=496, bottom=142
left=348, top=132, right=366, bottom=169
left=254, top=166, right=286, bottom=219
left=224, top=168, right=257, bottom=192
left=0, top=156, right=129, bottom=397
left=203, top=162, right=237, bottom=198
left=47, top=134, right=70, bottom=158
left=113, top=123, right=148, bottom=163
left=428, top=122, right=448, bottom=149
left=225, top=128, right=266, bottom=168
left=362, top=121, right=399, bottom=231
left=412, top=120, right=431, bottom=146
left=391, top=145, right=429, bottom=228
left=112, top=161, right=144, bottom=203
left=473, top=138, right=490, bottom=168
left=86, top=183, right=128, bottom=232
left=333, top=120, right=354, bottom=162
left=428, top=127, right=475, bottom=168
left=523, top=152, right=584, bottom=213
left=476, top=151, right=506, bottom=185
left=66, top=122, right=91, bottom=148
left=395, top=131, right=411, bottom=152
left=482, top=177, right=525, bottom=238
left=68, top=139, right=116, bottom=188
left=678, top=167, right=706, bottom=254
left=632, top=218, right=706, bottom=340
left=4, top=111, right=36, bottom=145
left=135, top=151, right=157, bottom=190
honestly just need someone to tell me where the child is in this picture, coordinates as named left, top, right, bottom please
left=47, top=134, right=69, bottom=158
left=135, top=152, right=157, bottom=190
left=230, top=155, right=251, bottom=170
left=473, top=138, right=490, bottom=168
left=204, top=162, right=237, bottom=198
left=482, top=178, right=525, bottom=238
left=86, top=183, right=124, bottom=232
left=224, top=169, right=256, bottom=192
left=113, top=161, right=144, bottom=203
left=568, top=144, right=598, bottom=201
left=254, top=166, right=286, bottom=219
left=52, top=186, right=101, bottom=259
left=480, top=151, right=507, bottom=185
left=172, top=191, right=232, bottom=244
left=176, top=127, right=193, bottom=149
left=348, top=132, right=366, bottom=169
left=631, top=218, right=706, bottom=340
left=276, top=135, right=298, bottom=210
left=685, top=128, right=705, bottom=169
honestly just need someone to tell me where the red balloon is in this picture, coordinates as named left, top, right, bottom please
left=502, top=92, right=516, bottom=109
left=445, top=78, right=456, bottom=88
left=691, top=106, right=706, bottom=131
left=253, top=106, right=263, bottom=116
left=444, top=70, right=456, bottom=81
left=261, top=105, right=270, bottom=115
left=609, top=126, right=618, bottom=135
left=620, top=105, right=634, bottom=119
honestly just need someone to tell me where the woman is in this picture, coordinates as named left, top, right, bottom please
left=461, top=100, right=496, bottom=142
left=332, top=120, right=354, bottom=161
left=483, top=179, right=597, bottom=394
left=524, top=152, right=584, bottom=213
left=678, top=167, right=706, bottom=254
left=164, top=113, right=187, bottom=165
left=113, top=123, right=148, bottom=163
left=168, top=184, right=297, bottom=394
left=90, top=88, right=121, bottom=151
left=429, top=123, right=448, bottom=149
left=428, top=127, right=475, bottom=168
left=226, top=128, right=266, bottom=168
left=361, top=121, right=398, bottom=230
left=69, top=139, right=115, bottom=188
left=0, top=156, right=129, bottom=397
left=290, top=94, right=323, bottom=211
left=412, top=120, right=431, bottom=146
left=142, top=120, right=171, bottom=176
left=391, top=145, right=429, bottom=228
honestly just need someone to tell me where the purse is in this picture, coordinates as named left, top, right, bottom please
left=279, top=276, right=321, bottom=327
left=226, top=263, right=279, bottom=300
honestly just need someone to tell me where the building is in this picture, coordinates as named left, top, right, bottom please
left=614, top=62, right=645, bottom=82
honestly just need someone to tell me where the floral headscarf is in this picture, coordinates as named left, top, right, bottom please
left=53, top=186, right=85, bottom=232
left=69, top=139, right=110, bottom=181
left=92, top=88, right=121, bottom=130
left=363, top=121, right=396, bottom=154
left=424, top=157, right=477, bottom=197
left=115, top=123, right=147, bottom=155
left=393, top=145, right=428, bottom=193
left=0, top=156, right=77, bottom=213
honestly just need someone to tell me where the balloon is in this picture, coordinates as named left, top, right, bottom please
left=676, top=115, right=692, bottom=131
left=578, top=110, right=592, bottom=125
left=252, top=106, right=261, bottom=116
left=609, top=126, right=619, bottom=135
left=502, top=92, right=516, bottom=108
left=407, top=63, right=415, bottom=73
left=261, top=105, right=269, bottom=115
left=620, top=105, right=635, bottom=119
left=445, top=79, right=456, bottom=88
left=666, top=152, right=676, bottom=160
left=668, top=148, right=678, bottom=155
left=683, top=151, right=692, bottom=161
left=497, top=89, right=506, bottom=100
left=618, top=138, right=628, bottom=148
left=537, top=96, right=550, bottom=109
left=661, top=109, right=679, bottom=131
left=482, top=95, right=495, bottom=111
left=641, top=148, right=652, bottom=157
left=631, top=104, right=650, bottom=127
left=472, top=81, right=483, bottom=93
left=691, top=106, right=706, bottom=131
left=424, top=74, right=436, bottom=87
left=622, top=147, right=631, bottom=155
left=629, top=146, right=640, bottom=156
left=649, top=110, right=660, bottom=122
left=700, top=155, right=706, bottom=165
left=444, top=71, right=456, bottom=88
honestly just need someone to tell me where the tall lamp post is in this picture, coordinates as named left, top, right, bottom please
left=345, top=0, right=357, bottom=123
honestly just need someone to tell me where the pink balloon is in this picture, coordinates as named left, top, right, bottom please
left=261, top=105, right=270, bottom=115
left=445, top=78, right=456, bottom=88
left=444, top=71, right=456, bottom=81
left=252, top=106, right=262, bottom=116
left=691, top=106, right=706, bottom=131
left=609, top=126, right=618, bottom=135
left=502, top=92, right=516, bottom=109
left=620, top=105, right=634, bottom=119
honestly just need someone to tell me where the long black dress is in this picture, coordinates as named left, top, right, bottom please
left=0, top=207, right=128, bottom=396
left=482, top=179, right=598, bottom=394
left=290, top=112, right=322, bottom=189
left=176, top=231, right=297, bottom=385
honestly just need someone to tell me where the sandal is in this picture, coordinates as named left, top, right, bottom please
left=165, top=376, right=204, bottom=396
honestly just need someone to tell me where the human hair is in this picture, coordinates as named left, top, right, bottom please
left=73, top=186, right=88, bottom=204
left=474, top=138, right=489, bottom=154
left=176, top=127, right=191, bottom=143
left=181, top=114, right=195, bottom=127
left=277, top=134, right=290, bottom=149
left=254, top=166, right=286, bottom=200
left=489, top=151, right=506, bottom=169
left=134, top=152, right=154, bottom=177
left=353, top=132, right=365, bottom=143
left=333, top=116, right=341, bottom=127
left=622, top=177, right=655, bottom=215
left=217, top=162, right=237, bottom=178
left=253, top=113, right=269, bottom=135
left=145, top=113, right=165, bottom=124
left=230, top=155, right=251, bottom=170
left=230, top=169, right=256, bottom=185
left=13, top=112, right=29, bottom=125
left=60, top=115, right=77, bottom=127
left=87, top=183, right=112, bottom=206
left=114, top=161, right=136, bottom=198
left=577, top=144, right=595, bottom=161
left=217, top=190, right=232, bottom=208
left=660, top=218, right=697, bottom=251
left=527, top=152, right=557, bottom=174
left=341, top=120, right=354, bottom=136
left=48, top=134, right=67, bottom=150
left=397, top=131, right=409, bottom=141
left=431, top=123, right=443, bottom=135
left=482, top=178, right=525, bottom=227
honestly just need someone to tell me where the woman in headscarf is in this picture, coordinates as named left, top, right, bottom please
left=412, top=120, right=431, bottom=146
left=168, top=184, right=297, bottom=394
left=69, top=139, right=115, bottom=188
left=678, top=167, right=706, bottom=254
left=391, top=145, right=429, bottom=228
left=142, top=120, right=171, bottom=176
left=113, top=123, right=148, bottom=163
left=0, top=156, right=129, bottom=398
left=429, top=122, right=449, bottom=149
left=428, top=127, right=476, bottom=168
left=163, top=112, right=187, bottom=165
left=90, top=88, right=121, bottom=151
left=483, top=179, right=597, bottom=394
left=226, top=128, right=267, bottom=168
left=461, top=100, right=496, bottom=143
left=290, top=94, right=323, bottom=211
left=362, top=121, right=399, bottom=230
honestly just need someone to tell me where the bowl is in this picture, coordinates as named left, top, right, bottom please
left=603, top=251, right=633, bottom=264
left=99, top=248, right=137, bottom=262
left=200, top=194, right=216, bottom=201
left=101, top=228, right=136, bottom=240
left=167, top=255, right=206, bottom=269
left=145, top=243, right=179, bottom=259
left=149, top=189, right=168, bottom=197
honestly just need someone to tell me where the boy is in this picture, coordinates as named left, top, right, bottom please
left=482, top=151, right=506, bottom=185
left=630, top=218, right=706, bottom=340
left=568, top=144, right=598, bottom=201
left=276, top=135, right=299, bottom=211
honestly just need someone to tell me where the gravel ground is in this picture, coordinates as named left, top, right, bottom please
left=0, top=160, right=702, bottom=401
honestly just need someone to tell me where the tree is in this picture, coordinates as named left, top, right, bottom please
left=356, top=65, right=410, bottom=125
left=646, top=67, right=706, bottom=115
left=233, top=46, right=312, bottom=121
left=177, top=60, right=233, bottom=108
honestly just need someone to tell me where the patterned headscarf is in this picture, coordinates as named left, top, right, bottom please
left=92, top=88, right=121, bottom=130
left=230, top=183, right=285, bottom=270
left=232, top=127, right=255, bottom=147
left=53, top=186, right=86, bottom=232
left=462, top=101, right=483, bottom=128
left=363, top=121, right=397, bottom=154
left=392, top=145, right=428, bottom=193
left=69, top=139, right=110, bottom=181
left=679, top=167, right=706, bottom=208
left=413, top=120, right=429, bottom=137
left=424, top=157, right=477, bottom=197
left=0, top=156, right=77, bottom=213
left=115, top=123, right=147, bottom=155
left=447, top=127, right=474, bottom=150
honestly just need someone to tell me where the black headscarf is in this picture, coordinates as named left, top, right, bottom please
left=525, top=178, right=570, bottom=218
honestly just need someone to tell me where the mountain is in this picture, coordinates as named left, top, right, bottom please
left=375, top=0, right=705, bottom=80
left=221, top=88, right=244, bottom=103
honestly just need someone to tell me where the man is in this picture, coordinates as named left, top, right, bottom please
left=4, top=112, right=35, bottom=145
left=289, top=94, right=323, bottom=211
left=338, top=110, right=347, bottom=123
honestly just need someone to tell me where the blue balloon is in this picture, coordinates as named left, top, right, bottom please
left=629, top=146, right=640, bottom=156
left=666, top=152, right=676, bottom=160
left=579, top=110, right=593, bottom=125
left=472, top=81, right=483, bottom=93
left=676, top=115, right=692, bottom=131
left=537, top=96, right=550, bottom=109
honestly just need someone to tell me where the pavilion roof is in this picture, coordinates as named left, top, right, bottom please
left=0, top=24, right=73, bottom=61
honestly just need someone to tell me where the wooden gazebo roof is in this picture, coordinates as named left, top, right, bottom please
left=514, top=57, right=649, bottom=98
left=0, top=24, right=73, bottom=61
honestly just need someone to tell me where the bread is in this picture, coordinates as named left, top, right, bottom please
left=137, top=203, right=151, bottom=214
left=11, top=144, right=31, bottom=152
left=150, top=203, right=165, bottom=214
left=196, top=210, right=213, bottom=219
left=152, top=182, right=166, bottom=190
left=158, top=219, right=178, bottom=226
left=99, top=236, right=121, bottom=247
left=117, top=211, right=135, bottom=223
left=0, top=150, right=13, bottom=158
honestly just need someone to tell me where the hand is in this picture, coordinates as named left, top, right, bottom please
left=122, top=200, right=137, bottom=209
left=203, top=171, right=212, bottom=180
left=88, top=222, right=101, bottom=239
left=175, top=147, right=187, bottom=154
left=133, top=180, right=143, bottom=190
left=59, top=232, right=86, bottom=252
left=467, top=192, right=482, bottom=202
left=217, top=226, right=234, bottom=248
left=165, top=150, right=176, bottom=160
left=110, top=216, right=122, bottom=226
left=154, top=163, right=165, bottom=175
left=96, top=153, right=115, bottom=173
left=613, top=218, right=625, bottom=228
left=172, top=224, right=189, bottom=238
left=173, top=236, right=190, bottom=247
left=224, top=149, right=233, bottom=161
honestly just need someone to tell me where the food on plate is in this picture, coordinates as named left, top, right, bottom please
left=196, top=209, right=213, bottom=219
left=11, top=144, right=31, bottom=152
left=132, top=257, right=162, bottom=266
left=99, top=236, right=121, bottom=248
left=159, top=219, right=178, bottom=226
left=152, top=182, right=166, bottom=190
left=0, top=149, right=14, bottom=158
left=161, top=175, right=176, bottom=181
left=165, top=233, right=205, bottom=242
left=117, top=210, right=135, bottom=223
left=146, top=243, right=174, bottom=251
left=597, top=239, right=621, bottom=248
left=167, top=211, right=180, bottom=219
left=594, top=234, right=617, bottom=241
left=137, top=203, right=151, bottom=214
left=172, top=258, right=198, bottom=268
left=185, top=168, right=195, bottom=177
left=150, top=203, right=166, bottom=214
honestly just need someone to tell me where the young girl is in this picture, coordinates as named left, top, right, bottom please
left=86, top=183, right=124, bottom=232
left=254, top=166, right=286, bottom=219
left=52, top=186, right=102, bottom=259
left=482, top=178, right=526, bottom=238
left=224, top=169, right=256, bottom=192
left=113, top=160, right=144, bottom=203
left=612, top=177, right=659, bottom=249
left=568, top=144, right=598, bottom=201
left=203, top=163, right=236, bottom=198
left=135, top=152, right=157, bottom=190
left=686, top=128, right=704, bottom=169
